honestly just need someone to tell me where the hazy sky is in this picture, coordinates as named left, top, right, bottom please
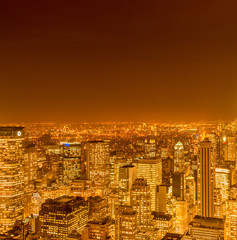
left=0, top=0, right=237, bottom=122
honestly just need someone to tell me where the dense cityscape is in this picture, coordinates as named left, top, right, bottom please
left=1, top=0, right=237, bottom=239
left=0, top=121, right=236, bottom=239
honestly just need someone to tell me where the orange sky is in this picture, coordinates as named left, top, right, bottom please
left=0, top=0, right=237, bottom=122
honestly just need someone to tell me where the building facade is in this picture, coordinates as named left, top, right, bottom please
left=0, top=127, right=25, bottom=233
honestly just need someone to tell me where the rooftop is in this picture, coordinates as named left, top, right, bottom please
left=135, top=158, right=161, bottom=164
left=162, top=233, right=183, bottom=240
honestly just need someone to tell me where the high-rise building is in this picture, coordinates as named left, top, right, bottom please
left=225, top=186, right=237, bottom=240
left=130, top=178, right=151, bottom=229
left=185, top=174, right=196, bottom=219
left=24, top=144, right=38, bottom=185
left=59, top=142, right=82, bottom=185
left=109, top=151, right=117, bottom=187
left=227, top=137, right=236, bottom=162
left=118, top=164, right=137, bottom=205
left=213, top=188, right=223, bottom=218
left=172, top=172, right=186, bottom=200
left=108, top=191, right=119, bottom=220
left=40, top=196, right=88, bottom=238
left=24, top=144, right=37, bottom=218
left=156, top=185, right=173, bottom=215
left=174, top=199, right=188, bottom=234
left=134, top=158, right=162, bottom=211
left=197, top=139, right=215, bottom=218
left=115, top=205, right=137, bottom=240
left=162, top=157, right=174, bottom=184
left=174, top=141, right=185, bottom=173
left=86, top=141, right=110, bottom=197
left=144, top=138, right=156, bottom=159
left=0, top=127, right=25, bottom=233
left=215, top=168, right=230, bottom=203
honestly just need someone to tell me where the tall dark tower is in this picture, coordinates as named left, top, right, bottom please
left=198, top=139, right=215, bottom=218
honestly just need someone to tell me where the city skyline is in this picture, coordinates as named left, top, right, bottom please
left=1, top=1, right=237, bottom=239
left=0, top=121, right=236, bottom=239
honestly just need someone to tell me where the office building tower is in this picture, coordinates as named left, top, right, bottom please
left=108, top=191, right=119, bottom=220
left=227, top=137, right=236, bottom=162
left=174, top=141, right=185, bottom=173
left=162, top=157, right=174, bottom=184
left=215, top=167, right=230, bottom=203
left=225, top=186, right=237, bottom=240
left=144, top=138, right=156, bottom=159
left=135, top=158, right=162, bottom=211
left=223, top=136, right=228, bottom=161
left=25, top=144, right=38, bottom=184
left=156, top=185, right=173, bottom=214
left=162, top=157, right=174, bottom=175
left=61, top=142, right=82, bottom=157
left=197, top=139, right=215, bottom=218
left=115, top=205, right=137, bottom=240
left=86, top=141, right=110, bottom=197
left=172, top=172, right=186, bottom=200
left=185, top=174, right=196, bottom=219
left=46, top=152, right=60, bottom=178
left=109, top=151, right=117, bottom=187
left=130, top=178, right=151, bottom=229
left=118, top=164, right=137, bottom=205
left=0, top=127, right=25, bottom=233
left=59, top=142, right=82, bottom=185
left=24, top=144, right=38, bottom=218
left=213, top=188, right=223, bottom=218
left=40, top=196, right=88, bottom=238
left=174, top=199, right=188, bottom=234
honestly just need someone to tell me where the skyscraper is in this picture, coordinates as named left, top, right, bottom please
left=174, top=141, right=185, bottom=173
left=225, top=186, right=237, bottom=240
left=197, top=139, right=215, bottom=218
left=156, top=185, right=173, bottom=214
left=86, top=141, right=110, bottom=197
left=134, top=158, right=162, bottom=211
left=0, top=127, right=25, bottom=233
left=215, top=167, right=230, bottom=203
left=172, top=172, right=186, bottom=200
left=59, top=142, right=82, bottom=185
left=130, top=178, right=151, bottom=229
left=118, top=164, right=137, bottom=205
left=144, top=138, right=156, bottom=159
left=174, top=199, right=188, bottom=234
left=227, top=137, right=236, bottom=162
